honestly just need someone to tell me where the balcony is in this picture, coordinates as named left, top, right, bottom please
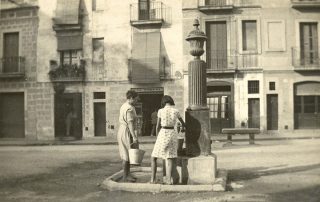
left=291, top=0, right=320, bottom=8
left=0, top=57, right=25, bottom=78
left=198, top=0, right=234, bottom=11
left=48, top=62, right=86, bottom=82
left=206, top=50, right=261, bottom=73
left=198, top=0, right=260, bottom=11
left=130, top=2, right=166, bottom=27
left=292, top=47, right=320, bottom=71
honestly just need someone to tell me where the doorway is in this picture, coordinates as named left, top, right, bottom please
left=94, top=102, right=106, bottom=136
left=207, top=83, right=233, bottom=134
left=133, top=90, right=163, bottom=136
left=54, top=93, right=82, bottom=139
left=267, top=94, right=278, bottom=130
left=0, top=92, right=25, bottom=138
left=248, top=98, right=260, bottom=128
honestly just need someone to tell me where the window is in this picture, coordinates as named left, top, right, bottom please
left=92, top=0, right=96, bottom=11
left=59, top=50, right=79, bottom=65
left=207, top=97, right=218, bottom=118
left=92, top=0, right=104, bottom=11
left=304, top=96, right=316, bottom=113
left=248, top=80, right=259, bottom=94
left=3, top=32, right=19, bottom=73
left=269, top=82, right=276, bottom=90
left=94, top=92, right=105, bottom=99
left=294, top=96, right=302, bottom=113
left=92, top=38, right=104, bottom=64
left=242, top=20, right=257, bottom=51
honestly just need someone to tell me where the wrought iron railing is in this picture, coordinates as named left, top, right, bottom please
left=291, top=0, right=320, bottom=3
left=48, top=61, right=86, bottom=81
left=292, top=47, right=320, bottom=70
left=199, top=0, right=233, bottom=7
left=199, top=0, right=260, bottom=7
left=206, top=49, right=260, bottom=70
left=130, top=2, right=166, bottom=22
left=0, top=56, right=25, bottom=76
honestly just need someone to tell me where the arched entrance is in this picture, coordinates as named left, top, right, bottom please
left=294, top=81, right=320, bottom=129
left=207, top=81, right=234, bottom=134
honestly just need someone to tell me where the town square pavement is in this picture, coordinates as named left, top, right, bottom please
left=0, top=139, right=319, bottom=202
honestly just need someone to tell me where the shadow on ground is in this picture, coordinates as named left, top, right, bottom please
left=228, top=163, right=320, bottom=183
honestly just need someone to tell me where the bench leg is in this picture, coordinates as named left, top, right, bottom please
left=227, top=134, right=232, bottom=144
left=249, top=134, right=255, bottom=144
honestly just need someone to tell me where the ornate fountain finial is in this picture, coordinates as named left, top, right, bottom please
left=186, top=19, right=207, bottom=58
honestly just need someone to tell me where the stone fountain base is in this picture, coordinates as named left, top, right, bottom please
left=101, top=166, right=227, bottom=193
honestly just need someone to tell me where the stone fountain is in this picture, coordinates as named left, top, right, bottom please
left=101, top=19, right=227, bottom=193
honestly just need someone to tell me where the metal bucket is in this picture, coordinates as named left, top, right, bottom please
left=129, top=149, right=145, bottom=165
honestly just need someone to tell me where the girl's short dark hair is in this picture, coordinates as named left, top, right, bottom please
left=126, top=90, right=138, bottom=99
left=161, top=95, right=175, bottom=108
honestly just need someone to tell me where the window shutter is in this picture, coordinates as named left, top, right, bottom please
left=55, top=0, right=80, bottom=25
left=132, top=32, right=160, bottom=83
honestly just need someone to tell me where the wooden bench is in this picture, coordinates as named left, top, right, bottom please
left=221, top=128, right=260, bottom=145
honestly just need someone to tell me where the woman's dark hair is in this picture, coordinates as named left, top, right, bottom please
left=161, top=95, right=175, bottom=108
left=126, top=90, right=138, bottom=99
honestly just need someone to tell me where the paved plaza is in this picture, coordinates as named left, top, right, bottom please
left=0, top=139, right=319, bottom=202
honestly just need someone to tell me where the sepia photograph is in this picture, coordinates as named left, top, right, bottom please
left=0, top=0, right=319, bottom=201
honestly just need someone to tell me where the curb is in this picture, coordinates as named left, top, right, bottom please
left=101, top=167, right=228, bottom=193
left=0, top=136, right=318, bottom=146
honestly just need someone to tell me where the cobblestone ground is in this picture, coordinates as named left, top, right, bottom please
left=0, top=139, right=319, bottom=202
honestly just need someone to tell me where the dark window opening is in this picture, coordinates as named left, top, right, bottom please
left=207, top=85, right=231, bottom=93
left=269, top=82, right=276, bottom=90
left=304, top=96, right=316, bottom=113
left=94, top=92, right=105, bottom=99
left=59, top=50, right=78, bottom=65
left=248, top=80, right=259, bottom=94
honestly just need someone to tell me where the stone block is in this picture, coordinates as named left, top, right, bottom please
left=173, top=154, right=217, bottom=185
left=187, top=155, right=217, bottom=185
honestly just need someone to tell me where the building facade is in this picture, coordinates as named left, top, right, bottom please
left=1, top=0, right=184, bottom=140
left=182, top=0, right=320, bottom=135
left=0, top=0, right=319, bottom=141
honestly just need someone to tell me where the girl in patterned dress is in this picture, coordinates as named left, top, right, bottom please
left=150, top=95, right=186, bottom=184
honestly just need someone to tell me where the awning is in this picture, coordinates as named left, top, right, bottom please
left=295, top=82, right=320, bottom=96
left=57, top=33, right=83, bottom=51
left=54, top=0, right=80, bottom=25
left=131, top=32, right=161, bottom=84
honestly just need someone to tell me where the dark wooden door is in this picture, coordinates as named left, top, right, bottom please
left=94, top=102, right=106, bottom=136
left=206, top=21, right=227, bottom=70
left=3, top=32, right=19, bottom=72
left=300, top=23, right=318, bottom=65
left=267, top=94, right=278, bottom=130
left=248, top=98, right=260, bottom=128
left=0, top=93, right=25, bottom=138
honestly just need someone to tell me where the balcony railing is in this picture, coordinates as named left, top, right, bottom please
left=198, top=0, right=260, bottom=9
left=291, top=0, right=320, bottom=8
left=292, top=47, right=320, bottom=70
left=206, top=50, right=260, bottom=71
left=199, top=0, right=234, bottom=9
left=48, top=62, right=86, bottom=82
left=130, top=2, right=166, bottom=25
left=0, top=57, right=25, bottom=78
